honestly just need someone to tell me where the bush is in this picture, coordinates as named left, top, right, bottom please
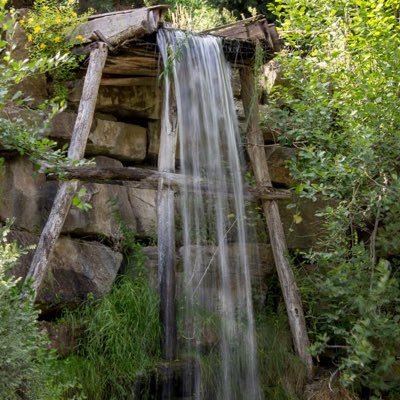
left=0, top=223, right=68, bottom=399
left=269, top=0, right=400, bottom=396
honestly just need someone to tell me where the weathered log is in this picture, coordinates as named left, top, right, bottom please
left=25, top=42, right=108, bottom=297
left=240, top=66, right=313, bottom=378
left=47, top=166, right=292, bottom=200
left=71, top=7, right=168, bottom=46
left=157, top=75, right=178, bottom=361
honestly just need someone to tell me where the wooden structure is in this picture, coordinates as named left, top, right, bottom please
left=26, top=5, right=312, bottom=378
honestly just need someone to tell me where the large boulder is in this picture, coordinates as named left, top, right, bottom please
left=8, top=229, right=122, bottom=310
left=50, top=112, right=147, bottom=161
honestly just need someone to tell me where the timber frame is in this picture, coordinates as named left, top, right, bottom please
left=26, top=5, right=313, bottom=379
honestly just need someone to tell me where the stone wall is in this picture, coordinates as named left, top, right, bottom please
left=2, top=24, right=323, bottom=318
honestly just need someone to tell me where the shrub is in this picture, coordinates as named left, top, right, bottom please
left=21, top=0, right=92, bottom=98
left=0, top=223, right=67, bottom=399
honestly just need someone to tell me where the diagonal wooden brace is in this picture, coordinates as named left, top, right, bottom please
left=240, top=65, right=314, bottom=378
left=25, top=42, right=109, bottom=298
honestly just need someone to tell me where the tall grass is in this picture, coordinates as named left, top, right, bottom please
left=59, top=223, right=161, bottom=400
left=256, top=310, right=307, bottom=400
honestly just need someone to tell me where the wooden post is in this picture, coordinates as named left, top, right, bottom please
left=157, top=84, right=178, bottom=361
left=25, top=42, right=108, bottom=297
left=240, top=65, right=313, bottom=378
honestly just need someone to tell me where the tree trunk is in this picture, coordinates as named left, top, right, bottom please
left=240, top=65, right=313, bottom=378
left=25, top=42, right=108, bottom=297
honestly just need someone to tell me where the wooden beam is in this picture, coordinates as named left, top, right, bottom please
left=47, top=166, right=292, bottom=200
left=157, top=76, right=178, bottom=361
left=71, top=7, right=166, bottom=46
left=25, top=42, right=108, bottom=297
left=240, top=65, right=313, bottom=378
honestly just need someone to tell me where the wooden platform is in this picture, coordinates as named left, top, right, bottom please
left=72, top=6, right=280, bottom=69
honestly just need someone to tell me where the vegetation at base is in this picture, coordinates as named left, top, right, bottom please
left=269, top=0, right=400, bottom=397
left=0, top=223, right=44, bottom=399
left=256, top=310, right=307, bottom=399
left=0, top=222, right=83, bottom=400
left=57, top=224, right=161, bottom=400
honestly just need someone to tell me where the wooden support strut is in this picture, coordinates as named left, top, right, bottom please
left=157, top=84, right=178, bottom=361
left=25, top=42, right=108, bottom=297
left=240, top=66, right=314, bottom=378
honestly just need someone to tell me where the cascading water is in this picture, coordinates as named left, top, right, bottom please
left=157, top=29, right=262, bottom=400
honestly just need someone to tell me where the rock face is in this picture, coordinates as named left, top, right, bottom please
left=39, top=181, right=157, bottom=239
left=0, top=157, right=157, bottom=239
left=265, top=146, right=296, bottom=186
left=279, top=197, right=326, bottom=249
left=0, top=157, right=46, bottom=232
left=9, top=229, right=122, bottom=310
left=69, top=80, right=161, bottom=120
left=96, top=85, right=161, bottom=119
left=51, top=112, right=147, bottom=161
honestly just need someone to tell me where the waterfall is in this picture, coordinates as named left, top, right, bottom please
left=157, top=29, right=262, bottom=400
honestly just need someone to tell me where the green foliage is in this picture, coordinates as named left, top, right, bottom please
left=205, top=0, right=275, bottom=19
left=301, top=246, right=400, bottom=395
left=0, top=222, right=80, bottom=400
left=59, top=228, right=161, bottom=399
left=0, top=223, right=40, bottom=399
left=22, top=0, right=92, bottom=97
left=161, top=0, right=235, bottom=31
left=0, top=4, right=87, bottom=173
left=269, top=0, right=400, bottom=396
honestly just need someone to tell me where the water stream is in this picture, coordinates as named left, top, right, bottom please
left=157, top=29, right=262, bottom=400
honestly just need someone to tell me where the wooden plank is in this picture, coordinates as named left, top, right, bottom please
left=25, top=42, right=108, bottom=298
left=240, top=65, right=313, bottom=378
left=72, top=7, right=165, bottom=46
